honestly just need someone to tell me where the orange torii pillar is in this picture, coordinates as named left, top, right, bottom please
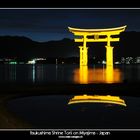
left=79, top=35, right=88, bottom=66
left=105, top=34, right=114, bottom=66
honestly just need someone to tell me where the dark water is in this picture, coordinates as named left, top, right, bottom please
left=0, top=64, right=140, bottom=84
left=1, top=64, right=140, bottom=129
left=6, top=94, right=140, bottom=129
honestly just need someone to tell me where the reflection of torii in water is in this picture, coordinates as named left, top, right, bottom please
left=68, top=26, right=127, bottom=66
left=68, top=94, right=126, bottom=107
left=73, top=66, right=122, bottom=84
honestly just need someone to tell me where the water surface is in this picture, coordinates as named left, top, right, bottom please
left=6, top=94, right=140, bottom=129
left=0, top=64, right=140, bottom=84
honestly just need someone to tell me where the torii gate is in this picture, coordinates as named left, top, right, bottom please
left=68, top=25, right=127, bottom=66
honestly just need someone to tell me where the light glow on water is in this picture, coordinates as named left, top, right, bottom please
left=73, top=66, right=122, bottom=84
left=0, top=64, right=139, bottom=84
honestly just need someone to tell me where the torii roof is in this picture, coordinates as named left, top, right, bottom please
left=68, top=25, right=127, bottom=34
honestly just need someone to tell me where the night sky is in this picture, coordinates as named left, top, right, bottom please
left=0, top=8, right=140, bottom=42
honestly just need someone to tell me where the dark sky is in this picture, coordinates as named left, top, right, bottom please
left=0, top=8, right=140, bottom=42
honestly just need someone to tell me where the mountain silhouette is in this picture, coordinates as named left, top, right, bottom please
left=0, top=31, right=140, bottom=60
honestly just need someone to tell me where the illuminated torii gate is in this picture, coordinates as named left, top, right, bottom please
left=68, top=25, right=127, bottom=66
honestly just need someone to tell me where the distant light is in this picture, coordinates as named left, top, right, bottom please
left=56, top=59, right=58, bottom=65
left=102, top=60, right=106, bottom=64
left=9, top=61, right=17, bottom=64
left=27, top=60, right=36, bottom=64
left=35, top=58, right=46, bottom=61
left=115, top=61, right=120, bottom=64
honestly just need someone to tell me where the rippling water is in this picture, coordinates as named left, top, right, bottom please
left=0, top=64, right=140, bottom=84
left=1, top=64, right=140, bottom=129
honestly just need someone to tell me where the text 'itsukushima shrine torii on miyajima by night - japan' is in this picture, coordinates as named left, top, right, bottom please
left=68, top=25, right=127, bottom=67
